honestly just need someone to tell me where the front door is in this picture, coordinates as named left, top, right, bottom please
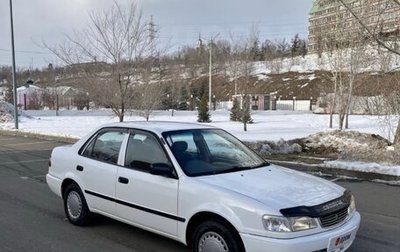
left=115, top=130, right=180, bottom=236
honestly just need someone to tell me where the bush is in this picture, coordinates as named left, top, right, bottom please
left=230, top=98, right=241, bottom=121
left=197, top=94, right=211, bottom=122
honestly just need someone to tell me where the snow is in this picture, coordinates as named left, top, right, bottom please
left=299, top=83, right=309, bottom=88
left=16, top=85, right=40, bottom=92
left=0, top=109, right=398, bottom=177
left=251, top=47, right=400, bottom=75
left=324, top=160, right=400, bottom=176
left=1, top=110, right=394, bottom=142
left=302, top=130, right=390, bottom=153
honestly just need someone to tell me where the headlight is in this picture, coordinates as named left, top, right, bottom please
left=262, top=215, right=317, bottom=232
left=288, top=216, right=318, bottom=231
left=348, top=194, right=356, bottom=216
left=262, top=216, right=291, bottom=232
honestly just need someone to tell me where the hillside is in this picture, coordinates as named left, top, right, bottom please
left=1, top=49, right=400, bottom=105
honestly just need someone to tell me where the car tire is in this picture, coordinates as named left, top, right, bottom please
left=63, top=183, right=91, bottom=226
left=192, top=220, right=244, bottom=252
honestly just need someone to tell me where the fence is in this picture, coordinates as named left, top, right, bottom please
left=276, top=100, right=312, bottom=111
left=217, top=101, right=233, bottom=110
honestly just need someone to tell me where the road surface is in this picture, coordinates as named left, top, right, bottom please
left=0, top=134, right=399, bottom=251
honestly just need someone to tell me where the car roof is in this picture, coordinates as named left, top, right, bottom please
left=101, top=121, right=217, bottom=135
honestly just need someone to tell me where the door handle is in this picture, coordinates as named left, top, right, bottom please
left=76, top=165, right=84, bottom=171
left=118, top=177, right=129, bottom=184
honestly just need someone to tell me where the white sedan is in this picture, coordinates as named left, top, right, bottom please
left=47, top=121, right=360, bottom=252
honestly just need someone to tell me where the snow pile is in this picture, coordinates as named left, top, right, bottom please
left=324, top=161, right=400, bottom=176
left=300, top=130, right=390, bottom=154
left=297, top=130, right=400, bottom=166
left=0, top=111, right=13, bottom=123
left=246, top=139, right=302, bottom=155
left=0, top=101, right=14, bottom=123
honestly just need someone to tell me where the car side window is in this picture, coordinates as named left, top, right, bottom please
left=125, top=132, right=170, bottom=171
left=82, top=130, right=126, bottom=164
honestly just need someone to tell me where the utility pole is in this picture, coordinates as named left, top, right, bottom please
left=208, top=34, right=219, bottom=110
left=9, top=0, right=18, bottom=129
left=209, top=38, right=212, bottom=110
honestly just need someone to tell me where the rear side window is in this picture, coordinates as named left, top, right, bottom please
left=82, top=130, right=127, bottom=164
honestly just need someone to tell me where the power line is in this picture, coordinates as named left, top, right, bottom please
left=158, top=31, right=309, bottom=40
left=0, top=48, right=51, bottom=55
left=158, top=18, right=309, bottom=27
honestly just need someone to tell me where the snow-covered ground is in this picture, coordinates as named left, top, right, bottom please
left=0, top=109, right=393, bottom=141
left=0, top=109, right=399, bottom=177
left=324, top=161, right=400, bottom=177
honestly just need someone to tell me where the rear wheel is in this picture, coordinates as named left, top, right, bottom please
left=192, top=220, right=244, bottom=252
left=63, top=183, right=91, bottom=226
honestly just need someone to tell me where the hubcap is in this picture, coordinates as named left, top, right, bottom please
left=198, top=231, right=229, bottom=252
left=67, top=191, right=82, bottom=220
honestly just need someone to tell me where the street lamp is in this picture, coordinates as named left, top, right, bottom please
left=166, top=94, right=174, bottom=116
left=208, top=39, right=212, bottom=110
left=293, top=96, right=296, bottom=111
left=190, top=94, right=194, bottom=110
left=208, top=33, right=219, bottom=110
left=213, top=95, right=216, bottom=111
left=9, top=0, right=18, bottom=129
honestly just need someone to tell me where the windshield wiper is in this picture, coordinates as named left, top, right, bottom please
left=252, top=161, right=270, bottom=168
left=215, top=162, right=270, bottom=175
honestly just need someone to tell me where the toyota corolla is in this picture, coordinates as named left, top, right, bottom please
left=46, top=121, right=360, bottom=252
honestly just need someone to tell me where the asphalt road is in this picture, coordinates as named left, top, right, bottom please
left=0, top=134, right=399, bottom=252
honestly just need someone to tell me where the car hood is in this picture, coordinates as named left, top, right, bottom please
left=197, top=164, right=344, bottom=211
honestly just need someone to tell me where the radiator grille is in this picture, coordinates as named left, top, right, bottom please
left=319, top=207, right=348, bottom=228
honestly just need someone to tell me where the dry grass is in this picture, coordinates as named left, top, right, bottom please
left=340, top=148, right=400, bottom=166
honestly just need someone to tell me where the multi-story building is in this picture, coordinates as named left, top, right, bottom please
left=308, top=0, right=400, bottom=54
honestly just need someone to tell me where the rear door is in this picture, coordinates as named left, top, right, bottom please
left=115, top=130, right=180, bottom=236
left=77, top=128, right=128, bottom=215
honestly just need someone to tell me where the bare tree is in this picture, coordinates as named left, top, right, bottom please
left=44, top=1, right=151, bottom=122
left=324, top=30, right=346, bottom=129
left=228, top=33, right=246, bottom=96
left=235, top=28, right=257, bottom=131
left=134, top=83, right=163, bottom=121
left=337, top=0, right=400, bottom=144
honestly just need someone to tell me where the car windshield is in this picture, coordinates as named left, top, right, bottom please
left=162, top=129, right=269, bottom=176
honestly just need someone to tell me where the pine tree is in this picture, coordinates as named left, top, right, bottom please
left=178, top=85, right=189, bottom=110
left=230, top=98, right=241, bottom=121
left=241, top=95, right=253, bottom=131
left=250, top=39, right=262, bottom=61
left=291, top=34, right=301, bottom=57
left=197, top=94, right=211, bottom=122
left=161, top=86, right=172, bottom=110
left=299, top=39, right=308, bottom=57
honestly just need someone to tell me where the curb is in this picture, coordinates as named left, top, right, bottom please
left=0, top=129, right=78, bottom=144
left=269, top=160, right=400, bottom=182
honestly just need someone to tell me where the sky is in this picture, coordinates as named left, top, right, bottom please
left=0, top=0, right=314, bottom=69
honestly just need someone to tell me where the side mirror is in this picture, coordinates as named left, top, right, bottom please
left=150, top=163, right=175, bottom=178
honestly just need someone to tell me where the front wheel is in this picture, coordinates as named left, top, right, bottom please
left=63, top=183, right=91, bottom=226
left=192, top=220, right=244, bottom=252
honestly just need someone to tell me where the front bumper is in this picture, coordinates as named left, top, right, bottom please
left=241, top=211, right=361, bottom=252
